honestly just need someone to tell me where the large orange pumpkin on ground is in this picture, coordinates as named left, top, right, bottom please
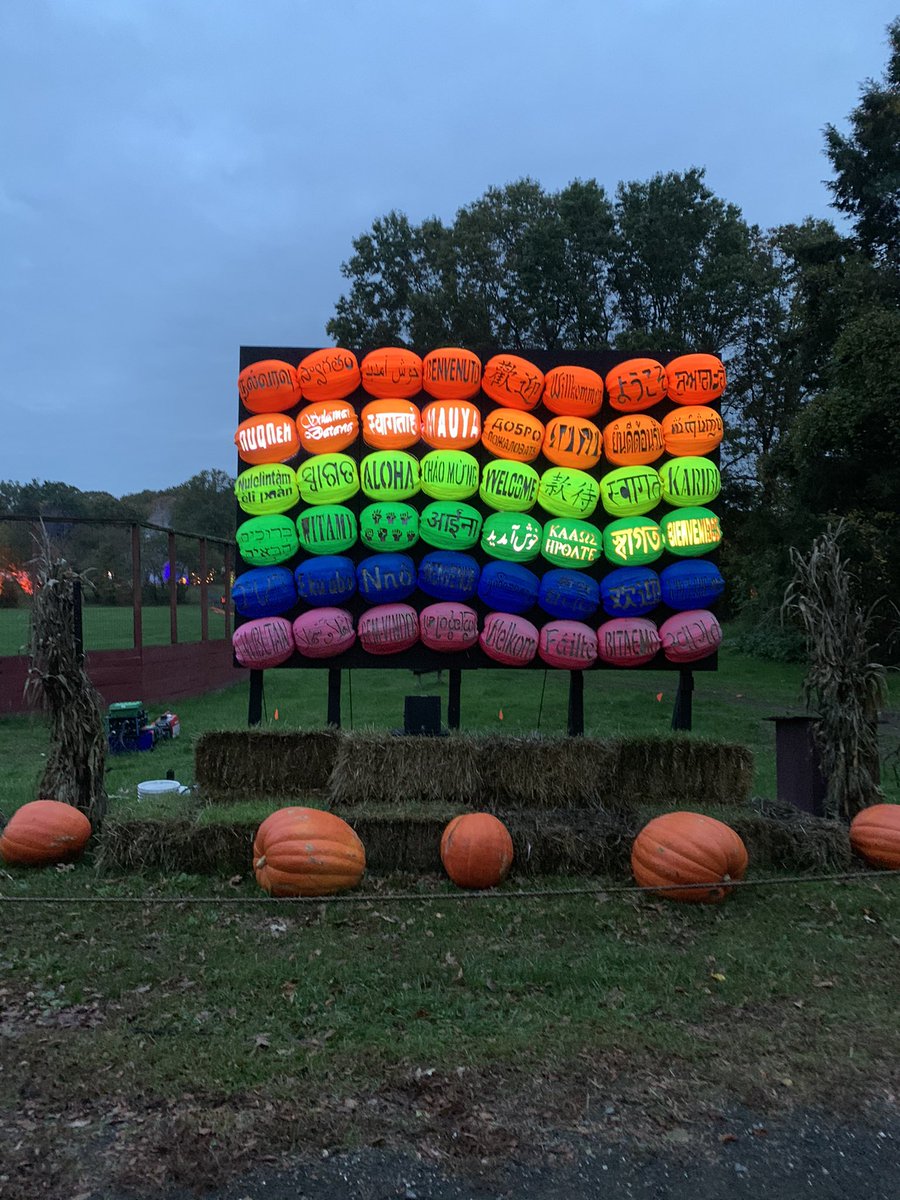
left=849, top=804, right=900, bottom=870
left=440, top=812, right=514, bottom=889
left=253, top=807, right=365, bottom=896
left=631, top=811, right=748, bottom=903
left=0, top=800, right=92, bottom=866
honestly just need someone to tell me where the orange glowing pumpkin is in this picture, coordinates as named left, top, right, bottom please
left=360, top=347, right=423, bottom=398
left=605, top=358, right=667, bottom=413
left=542, top=416, right=603, bottom=470
left=602, top=413, right=665, bottom=467
left=481, top=408, right=545, bottom=463
left=238, top=359, right=303, bottom=414
left=298, top=348, right=361, bottom=402
left=234, top=413, right=301, bottom=465
left=361, top=398, right=422, bottom=450
left=296, top=400, right=358, bottom=454
left=661, top=405, right=724, bottom=457
left=542, top=365, right=604, bottom=418
left=422, top=347, right=482, bottom=401
left=665, top=353, right=726, bottom=404
left=421, top=399, right=482, bottom=450
left=481, top=354, right=545, bottom=411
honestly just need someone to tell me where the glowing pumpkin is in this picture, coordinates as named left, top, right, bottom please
left=599, top=466, right=662, bottom=518
left=602, top=516, right=663, bottom=566
left=665, top=353, right=726, bottom=404
left=595, top=617, right=661, bottom=667
left=233, top=616, right=295, bottom=668
left=233, top=566, right=297, bottom=619
left=360, top=398, right=421, bottom=450
left=661, top=405, right=723, bottom=457
left=659, top=609, right=722, bottom=663
left=849, top=804, right=900, bottom=870
left=237, top=515, right=299, bottom=566
left=253, top=807, right=365, bottom=897
left=297, top=453, right=359, bottom=505
left=298, top=347, right=360, bottom=401
left=294, top=556, right=357, bottom=607
left=541, top=518, right=603, bottom=569
left=419, top=502, right=483, bottom=550
left=238, top=359, right=302, bottom=414
left=480, top=460, right=540, bottom=513
left=295, top=505, right=357, bottom=556
left=659, top=458, right=721, bottom=507
left=419, top=450, right=480, bottom=501
left=292, top=608, right=356, bottom=658
left=0, top=800, right=92, bottom=867
left=422, top=347, right=482, bottom=401
left=481, top=354, right=544, bottom=411
left=296, top=400, right=358, bottom=454
left=355, top=554, right=417, bottom=605
left=481, top=408, right=545, bottom=462
left=538, top=619, right=598, bottom=669
left=359, top=502, right=419, bottom=553
left=235, top=413, right=300, bottom=465
left=360, top=347, right=423, bottom=398
left=542, top=416, right=602, bottom=470
left=603, top=414, right=665, bottom=467
left=481, top=512, right=543, bottom=562
left=418, top=552, right=480, bottom=602
left=421, top=399, right=482, bottom=450
left=542, top=365, right=604, bottom=418
left=479, top=612, right=539, bottom=666
left=440, top=813, right=514, bottom=889
left=235, top=464, right=299, bottom=516
left=605, top=358, right=668, bottom=413
left=359, top=451, right=420, bottom=501
left=536, top=467, right=600, bottom=519
left=659, top=507, right=722, bottom=558
left=631, top=812, right=748, bottom=903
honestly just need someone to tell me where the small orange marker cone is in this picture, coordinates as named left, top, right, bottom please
left=498, top=708, right=504, bottom=721
left=274, top=708, right=280, bottom=721
left=655, top=693, right=663, bottom=703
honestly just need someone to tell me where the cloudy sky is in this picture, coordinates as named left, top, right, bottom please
left=1, top=0, right=895, bottom=497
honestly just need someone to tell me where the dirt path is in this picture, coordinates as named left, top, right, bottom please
left=94, top=1106, right=899, bottom=1200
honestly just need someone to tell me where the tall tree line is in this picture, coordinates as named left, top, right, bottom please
left=328, top=20, right=900, bottom=657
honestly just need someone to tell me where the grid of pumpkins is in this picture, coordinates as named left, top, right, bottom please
left=232, top=346, right=728, bottom=669
left=3, top=800, right=899, bottom=900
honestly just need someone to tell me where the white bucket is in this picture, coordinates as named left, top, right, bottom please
left=137, top=779, right=188, bottom=801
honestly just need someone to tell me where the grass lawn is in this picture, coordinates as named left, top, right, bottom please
left=1, top=638, right=899, bottom=1198
left=0, top=603, right=228, bottom=655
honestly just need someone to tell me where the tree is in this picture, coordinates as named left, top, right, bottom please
left=824, top=18, right=900, bottom=268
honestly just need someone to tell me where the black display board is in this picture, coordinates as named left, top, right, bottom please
left=235, top=345, right=721, bottom=674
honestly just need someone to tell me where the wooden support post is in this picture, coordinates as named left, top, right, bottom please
left=131, top=523, right=142, bottom=652
left=327, top=668, right=342, bottom=728
left=448, top=669, right=461, bottom=730
left=199, top=538, right=208, bottom=642
left=248, top=669, right=263, bottom=727
left=223, top=544, right=234, bottom=639
left=671, top=669, right=694, bottom=731
left=567, top=671, right=584, bottom=737
left=167, top=530, right=178, bottom=645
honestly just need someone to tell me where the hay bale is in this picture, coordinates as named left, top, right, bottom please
left=329, top=733, right=484, bottom=807
left=194, top=730, right=339, bottom=797
left=731, top=799, right=853, bottom=873
left=505, top=808, right=633, bottom=876
left=95, top=819, right=255, bottom=875
left=604, top=737, right=754, bottom=808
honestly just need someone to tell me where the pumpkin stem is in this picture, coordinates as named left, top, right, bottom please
left=255, top=855, right=267, bottom=870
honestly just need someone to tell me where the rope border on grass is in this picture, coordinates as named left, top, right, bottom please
left=1, top=868, right=898, bottom=904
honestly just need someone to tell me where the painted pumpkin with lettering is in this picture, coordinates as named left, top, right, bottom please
left=539, top=619, right=598, bottom=670
left=599, top=466, right=661, bottom=518
left=419, top=502, right=483, bottom=551
left=417, top=552, right=480, bottom=602
left=440, top=813, right=514, bottom=889
left=235, top=464, right=300, bottom=516
left=595, top=617, right=662, bottom=667
left=297, top=347, right=360, bottom=401
left=360, top=347, right=423, bottom=398
left=480, top=460, right=540, bottom=513
left=659, top=507, right=722, bottom=558
left=360, top=398, right=421, bottom=450
left=849, top=804, right=900, bottom=870
left=479, top=612, right=539, bottom=666
left=420, top=602, right=479, bottom=651
left=603, top=414, right=665, bottom=467
left=482, top=408, right=545, bottom=462
left=233, top=616, right=295, bottom=668
left=235, top=413, right=300, bottom=465
left=421, top=399, right=482, bottom=450
left=292, top=607, right=356, bottom=658
left=599, top=566, right=661, bottom=617
left=420, top=450, right=480, bottom=501
left=253, top=808, right=365, bottom=897
left=659, top=610, right=722, bottom=663
left=355, top=554, right=417, bottom=605
left=542, top=365, right=604, bottom=418
left=661, top=405, right=724, bottom=457
left=294, top=556, right=357, bottom=607
left=541, top=518, right=603, bottom=569
left=0, top=800, right=92, bottom=867
left=631, top=812, right=748, bottom=903
left=232, top=566, right=297, bottom=619
left=297, top=453, right=359, bottom=505
left=481, top=355, right=544, bottom=411
left=602, top=516, right=663, bottom=566
left=296, top=400, right=358, bottom=454
left=542, top=416, right=602, bottom=470
left=295, top=505, right=357, bottom=556
left=537, top=569, right=601, bottom=620
left=537, top=466, right=600, bottom=519
left=422, top=347, right=482, bottom=401
left=238, top=359, right=302, bottom=414
left=659, top=560, right=725, bottom=611
left=476, top=561, right=540, bottom=614
left=237, top=515, right=299, bottom=566
left=604, top=358, right=667, bottom=413
left=480, top=512, right=543, bottom=563
left=665, top=353, right=726, bottom=404
left=360, top=451, right=420, bottom=501
left=659, top=458, right=721, bottom=507
left=357, top=603, right=420, bottom=654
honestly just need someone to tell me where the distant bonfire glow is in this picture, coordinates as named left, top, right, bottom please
left=0, top=566, right=34, bottom=596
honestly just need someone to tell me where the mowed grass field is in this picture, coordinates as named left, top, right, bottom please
left=0, top=603, right=229, bottom=655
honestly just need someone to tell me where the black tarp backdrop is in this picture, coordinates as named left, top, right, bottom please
left=236, top=346, right=721, bottom=728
